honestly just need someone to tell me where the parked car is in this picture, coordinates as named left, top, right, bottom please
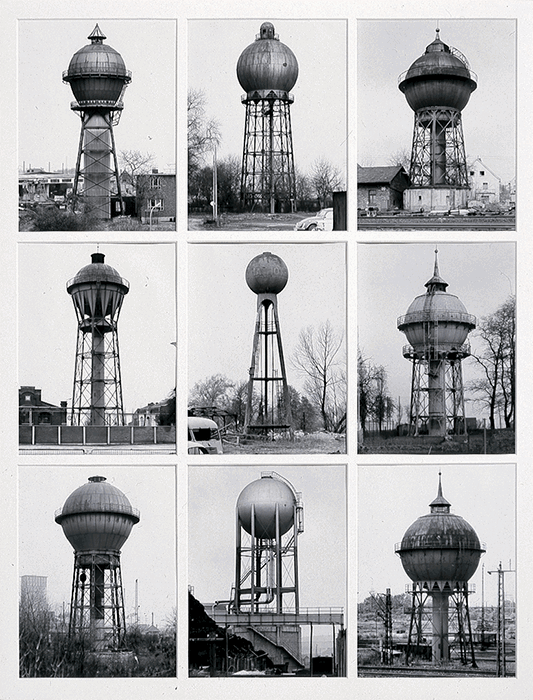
left=187, top=416, right=223, bottom=454
left=188, top=441, right=210, bottom=455
left=294, top=208, right=333, bottom=231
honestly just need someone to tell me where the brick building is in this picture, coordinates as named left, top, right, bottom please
left=357, top=165, right=410, bottom=211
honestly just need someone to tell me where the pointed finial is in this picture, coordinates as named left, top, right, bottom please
left=88, top=24, right=106, bottom=44
left=429, top=470, right=451, bottom=511
left=437, top=470, right=443, bottom=497
left=434, top=246, right=440, bottom=277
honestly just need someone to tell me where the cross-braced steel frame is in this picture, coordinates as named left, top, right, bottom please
left=71, top=319, right=125, bottom=426
left=233, top=503, right=300, bottom=615
left=406, top=350, right=468, bottom=437
left=240, top=96, right=296, bottom=212
left=72, top=108, right=124, bottom=219
left=244, top=295, right=293, bottom=437
left=69, top=551, right=126, bottom=651
left=409, top=108, right=469, bottom=188
left=405, top=582, right=477, bottom=666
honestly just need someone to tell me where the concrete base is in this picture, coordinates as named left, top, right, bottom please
left=404, top=188, right=469, bottom=212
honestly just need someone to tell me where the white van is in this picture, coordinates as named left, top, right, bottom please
left=187, top=416, right=223, bottom=454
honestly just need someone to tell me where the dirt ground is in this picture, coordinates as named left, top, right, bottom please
left=223, top=431, right=346, bottom=454
left=188, top=211, right=313, bottom=231
left=359, top=429, right=515, bottom=455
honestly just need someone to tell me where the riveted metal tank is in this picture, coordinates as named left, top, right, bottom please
left=396, top=478, right=484, bottom=585
left=55, top=476, right=140, bottom=553
left=237, top=474, right=295, bottom=539
left=246, top=252, right=288, bottom=295
left=399, top=30, right=477, bottom=113
left=397, top=253, right=475, bottom=354
left=63, top=24, right=131, bottom=107
left=67, top=252, right=129, bottom=329
left=237, top=21, right=299, bottom=95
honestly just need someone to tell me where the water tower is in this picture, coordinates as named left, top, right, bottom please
left=399, top=28, right=477, bottom=211
left=232, top=471, right=304, bottom=661
left=397, top=249, right=475, bottom=436
left=55, top=476, right=140, bottom=650
left=67, top=252, right=129, bottom=426
left=244, top=252, right=293, bottom=437
left=64, top=24, right=131, bottom=219
left=237, top=22, right=298, bottom=213
left=395, top=474, right=484, bottom=665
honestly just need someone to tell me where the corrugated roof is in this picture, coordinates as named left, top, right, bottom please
left=357, top=165, right=406, bottom=184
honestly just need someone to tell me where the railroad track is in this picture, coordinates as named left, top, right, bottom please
left=358, top=664, right=499, bottom=677
left=358, top=216, right=515, bottom=231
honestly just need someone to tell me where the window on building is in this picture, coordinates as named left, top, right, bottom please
left=469, top=171, right=475, bottom=176
left=479, top=170, right=485, bottom=176
left=483, top=182, right=488, bottom=190
left=149, top=198, right=164, bottom=211
left=368, top=189, right=377, bottom=204
left=150, top=176, right=162, bottom=189
left=24, top=394, right=31, bottom=402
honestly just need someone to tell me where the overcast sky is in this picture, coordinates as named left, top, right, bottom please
left=358, top=19, right=516, bottom=184
left=357, top=242, right=516, bottom=423
left=19, top=465, right=176, bottom=629
left=188, top=465, right=346, bottom=611
left=18, top=19, right=176, bottom=173
left=188, top=19, right=347, bottom=180
left=188, top=242, right=346, bottom=396
left=18, top=243, right=176, bottom=416
left=358, top=464, right=516, bottom=608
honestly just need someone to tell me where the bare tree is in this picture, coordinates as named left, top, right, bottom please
left=291, top=321, right=345, bottom=431
left=189, top=374, right=235, bottom=409
left=187, top=88, right=221, bottom=178
left=119, top=150, right=155, bottom=191
left=310, top=158, right=344, bottom=208
left=468, top=295, right=515, bottom=429
left=387, top=147, right=411, bottom=173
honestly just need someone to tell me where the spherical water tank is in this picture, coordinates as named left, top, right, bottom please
left=64, top=24, right=131, bottom=107
left=246, top=252, right=288, bottom=295
left=399, top=31, right=477, bottom=112
left=55, top=476, right=140, bottom=553
left=237, top=22, right=299, bottom=95
left=396, top=480, right=484, bottom=584
left=237, top=475, right=295, bottom=539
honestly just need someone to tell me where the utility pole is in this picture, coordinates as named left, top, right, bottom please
left=488, top=562, right=515, bottom=677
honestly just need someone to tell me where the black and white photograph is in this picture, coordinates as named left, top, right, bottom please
left=2, top=1, right=533, bottom=698
left=188, top=19, right=347, bottom=230
left=358, top=19, right=516, bottom=230
left=188, top=242, right=346, bottom=454
left=358, top=242, right=515, bottom=454
left=18, top=243, right=176, bottom=454
left=18, top=19, right=177, bottom=231
left=19, top=466, right=176, bottom=677
left=188, top=465, right=346, bottom=676
left=358, top=464, right=516, bottom=677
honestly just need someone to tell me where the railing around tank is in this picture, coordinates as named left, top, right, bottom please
left=54, top=503, right=140, bottom=520
left=397, top=311, right=476, bottom=326
left=398, top=65, right=478, bottom=86
left=395, top=538, right=486, bottom=551
left=401, top=341, right=472, bottom=359
left=62, top=69, right=132, bottom=81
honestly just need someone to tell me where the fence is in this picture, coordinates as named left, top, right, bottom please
left=19, top=424, right=175, bottom=446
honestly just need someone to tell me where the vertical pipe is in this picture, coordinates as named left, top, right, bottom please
left=432, top=590, right=449, bottom=663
